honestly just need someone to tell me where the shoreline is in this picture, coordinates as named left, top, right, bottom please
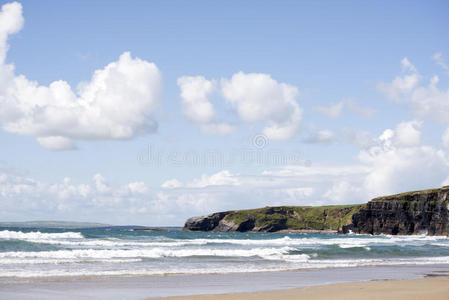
left=157, top=276, right=449, bottom=300
left=1, top=264, right=449, bottom=300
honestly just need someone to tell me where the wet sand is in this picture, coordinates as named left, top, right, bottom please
left=158, top=276, right=449, bottom=300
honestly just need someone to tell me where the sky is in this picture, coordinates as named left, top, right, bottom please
left=0, top=0, right=449, bottom=225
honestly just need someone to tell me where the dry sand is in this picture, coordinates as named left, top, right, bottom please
left=157, top=276, right=449, bottom=300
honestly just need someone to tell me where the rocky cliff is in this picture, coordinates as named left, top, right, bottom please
left=183, top=186, right=449, bottom=235
left=183, top=205, right=363, bottom=233
left=342, top=186, right=449, bottom=235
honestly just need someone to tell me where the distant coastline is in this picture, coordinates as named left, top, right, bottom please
left=0, top=220, right=110, bottom=229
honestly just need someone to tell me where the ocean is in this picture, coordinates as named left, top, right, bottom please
left=1, top=227, right=449, bottom=280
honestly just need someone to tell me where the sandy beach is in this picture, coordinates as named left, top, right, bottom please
left=1, top=265, right=449, bottom=299
left=159, top=276, right=449, bottom=300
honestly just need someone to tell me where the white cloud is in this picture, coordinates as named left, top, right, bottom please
left=0, top=2, right=23, bottom=64
left=433, top=52, right=449, bottom=74
left=177, top=76, right=234, bottom=135
left=0, top=3, right=163, bottom=150
left=323, top=181, right=363, bottom=204
left=127, top=182, right=149, bottom=194
left=401, top=57, right=417, bottom=73
left=360, top=144, right=448, bottom=196
left=186, top=170, right=240, bottom=188
left=378, top=57, right=420, bottom=100
left=358, top=121, right=448, bottom=196
left=36, top=136, right=77, bottom=151
left=409, top=76, right=449, bottom=124
left=0, top=171, right=161, bottom=224
left=378, top=57, right=449, bottom=125
left=177, top=72, right=302, bottom=140
left=315, top=102, right=344, bottom=119
left=177, top=76, right=215, bottom=123
left=394, top=120, right=422, bottom=147
left=161, top=179, right=183, bottom=189
left=221, top=72, right=302, bottom=140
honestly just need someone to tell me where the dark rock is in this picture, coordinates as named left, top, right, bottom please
left=236, top=217, right=255, bottom=232
left=182, top=212, right=227, bottom=232
left=342, top=186, right=449, bottom=235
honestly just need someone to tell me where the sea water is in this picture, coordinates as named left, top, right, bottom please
left=1, top=227, right=449, bottom=279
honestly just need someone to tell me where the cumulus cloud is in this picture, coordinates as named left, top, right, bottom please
left=161, top=178, right=183, bottom=189
left=394, top=120, right=422, bottom=147
left=177, top=72, right=303, bottom=140
left=186, top=170, right=240, bottom=188
left=0, top=2, right=163, bottom=150
left=221, top=72, right=302, bottom=140
left=323, top=181, right=364, bottom=204
left=177, top=76, right=234, bottom=135
left=378, top=57, right=420, bottom=100
left=0, top=2, right=23, bottom=64
left=378, top=57, right=449, bottom=125
left=36, top=136, right=77, bottom=151
left=358, top=121, right=448, bottom=196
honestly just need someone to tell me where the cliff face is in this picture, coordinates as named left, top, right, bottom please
left=183, top=205, right=362, bottom=233
left=342, top=186, right=449, bottom=235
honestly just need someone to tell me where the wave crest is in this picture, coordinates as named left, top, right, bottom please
left=0, top=230, right=84, bottom=241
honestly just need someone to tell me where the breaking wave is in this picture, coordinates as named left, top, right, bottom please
left=0, top=230, right=84, bottom=241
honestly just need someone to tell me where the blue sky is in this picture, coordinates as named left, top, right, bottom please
left=0, top=1, right=449, bottom=225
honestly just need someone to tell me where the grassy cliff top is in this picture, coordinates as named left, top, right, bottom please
left=372, top=186, right=449, bottom=201
left=223, top=204, right=364, bottom=231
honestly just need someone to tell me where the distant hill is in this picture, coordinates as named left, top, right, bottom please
left=0, top=220, right=111, bottom=229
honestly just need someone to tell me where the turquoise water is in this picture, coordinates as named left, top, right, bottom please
left=1, top=227, right=449, bottom=279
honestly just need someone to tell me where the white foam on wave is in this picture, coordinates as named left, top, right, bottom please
left=2, top=255, right=449, bottom=278
left=4, top=231, right=448, bottom=250
left=0, top=258, right=142, bottom=265
left=302, top=256, right=449, bottom=268
left=0, top=264, right=303, bottom=278
left=0, top=230, right=84, bottom=240
left=0, top=246, right=295, bottom=260
left=184, top=235, right=449, bottom=250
